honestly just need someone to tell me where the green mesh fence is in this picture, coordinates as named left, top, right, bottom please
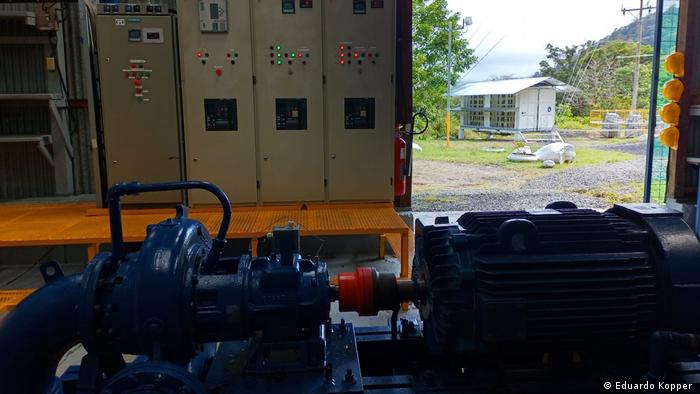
left=649, top=1, right=679, bottom=203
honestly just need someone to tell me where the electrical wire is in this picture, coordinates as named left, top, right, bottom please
left=1, top=246, right=57, bottom=288
left=461, top=35, right=506, bottom=80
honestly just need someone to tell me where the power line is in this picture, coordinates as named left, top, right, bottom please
left=461, top=35, right=506, bottom=80
left=622, top=0, right=656, bottom=111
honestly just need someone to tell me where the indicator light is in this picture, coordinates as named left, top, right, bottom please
left=340, top=53, right=345, bottom=57
left=227, top=53, right=231, bottom=58
left=277, top=53, right=282, bottom=58
left=276, top=45, right=282, bottom=51
left=291, top=53, right=296, bottom=58
left=354, top=52, right=359, bottom=58
left=298, top=52, right=303, bottom=58
left=130, top=63, right=136, bottom=69
left=340, top=60, right=345, bottom=64
left=215, top=68, right=222, bottom=76
left=277, top=60, right=282, bottom=65
left=205, top=52, right=209, bottom=58
left=196, top=51, right=203, bottom=57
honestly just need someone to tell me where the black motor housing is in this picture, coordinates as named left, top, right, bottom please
left=413, top=203, right=700, bottom=354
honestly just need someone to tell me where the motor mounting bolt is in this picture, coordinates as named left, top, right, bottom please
left=344, top=368, right=355, bottom=384
left=153, top=373, right=165, bottom=385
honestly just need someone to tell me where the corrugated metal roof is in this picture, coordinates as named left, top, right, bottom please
left=452, top=77, right=566, bottom=96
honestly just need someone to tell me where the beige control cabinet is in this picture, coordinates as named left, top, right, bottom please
left=324, top=0, right=396, bottom=201
left=178, top=0, right=258, bottom=204
left=95, top=13, right=183, bottom=204
left=252, top=0, right=325, bottom=203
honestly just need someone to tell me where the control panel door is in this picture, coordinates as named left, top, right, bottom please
left=324, top=0, right=395, bottom=201
left=252, top=0, right=325, bottom=203
left=178, top=0, right=258, bottom=204
left=96, top=15, right=182, bottom=204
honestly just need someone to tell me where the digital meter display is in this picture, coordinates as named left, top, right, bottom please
left=204, top=99, right=238, bottom=131
left=276, top=99, right=308, bottom=130
left=345, top=98, right=376, bottom=129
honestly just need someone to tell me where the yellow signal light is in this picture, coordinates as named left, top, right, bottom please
left=660, top=102, right=681, bottom=125
left=662, top=78, right=684, bottom=102
left=659, top=125, right=680, bottom=150
left=664, top=52, right=685, bottom=77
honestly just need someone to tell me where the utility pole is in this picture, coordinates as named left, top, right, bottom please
left=446, top=16, right=472, bottom=146
left=622, top=1, right=655, bottom=112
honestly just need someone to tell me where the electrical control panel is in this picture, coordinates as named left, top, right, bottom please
left=178, top=0, right=258, bottom=204
left=252, top=0, right=324, bottom=202
left=95, top=13, right=183, bottom=204
left=324, top=0, right=396, bottom=201
left=198, top=0, right=228, bottom=32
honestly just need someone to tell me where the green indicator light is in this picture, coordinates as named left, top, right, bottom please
left=276, top=45, right=282, bottom=51
left=277, top=60, right=282, bottom=65
left=277, top=53, right=282, bottom=58
left=291, top=53, right=296, bottom=58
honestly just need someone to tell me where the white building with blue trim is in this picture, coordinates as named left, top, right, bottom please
left=452, top=77, right=569, bottom=134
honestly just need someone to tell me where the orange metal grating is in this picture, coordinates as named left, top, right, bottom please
left=0, top=202, right=411, bottom=311
left=0, top=289, right=35, bottom=313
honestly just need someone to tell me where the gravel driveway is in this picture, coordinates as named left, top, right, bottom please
left=412, top=141, right=646, bottom=212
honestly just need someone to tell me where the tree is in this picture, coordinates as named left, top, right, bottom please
left=489, top=74, right=516, bottom=81
left=536, top=41, right=595, bottom=84
left=413, top=0, right=476, bottom=139
left=539, top=40, right=653, bottom=115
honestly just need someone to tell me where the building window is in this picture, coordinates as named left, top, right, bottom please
left=467, top=95, right=484, bottom=108
left=466, top=111, right=484, bottom=126
left=493, top=111, right=514, bottom=128
left=491, top=94, right=515, bottom=108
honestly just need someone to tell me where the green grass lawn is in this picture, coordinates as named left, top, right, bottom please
left=413, top=139, right=634, bottom=170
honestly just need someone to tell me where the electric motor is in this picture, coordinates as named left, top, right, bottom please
left=413, top=203, right=700, bottom=354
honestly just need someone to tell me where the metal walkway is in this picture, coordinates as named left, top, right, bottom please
left=0, top=202, right=412, bottom=311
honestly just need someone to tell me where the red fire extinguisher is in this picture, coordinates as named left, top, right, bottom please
left=394, top=126, right=407, bottom=197
left=394, top=112, right=428, bottom=198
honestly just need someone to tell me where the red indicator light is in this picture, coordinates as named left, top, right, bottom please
left=354, top=52, right=359, bottom=58
left=340, top=60, right=345, bottom=64
left=298, top=52, right=303, bottom=58
left=215, top=68, right=222, bottom=76
left=133, top=79, right=142, bottom=87
left=340, top=45, right=345, bottom=49
left=340, top=53, right=345, bottom=57
left=130, top=63, right=136, bottom=69
left=196, top=51, right=203, bottom=58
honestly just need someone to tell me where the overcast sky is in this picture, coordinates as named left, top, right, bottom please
left=449, top=0, right=646, bottom=82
